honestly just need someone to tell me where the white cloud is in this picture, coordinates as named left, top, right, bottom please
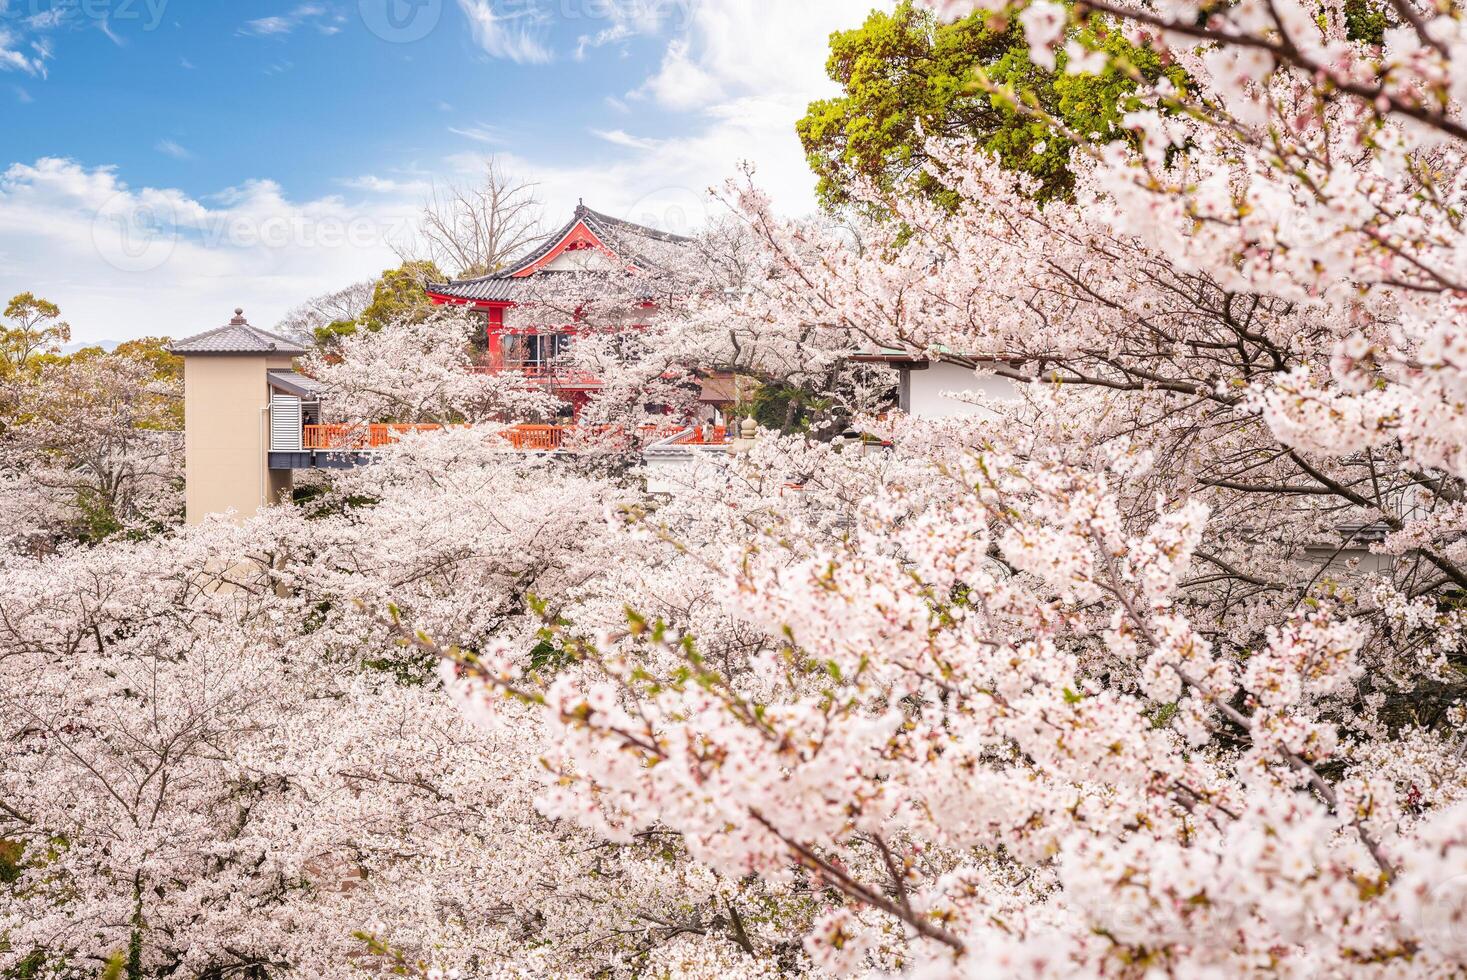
left=591, top=129, right=662, bottom=151
left=448, top=123, right=507, bottom=145
left=502, top=1, right=886, bottom=225
left=455, top=0, right=552, bottom=64
left=0, top=158, right=417, bottom=343
left=633, top=39, right=721, bottom=111
left=339, top=174, right=431, bottom=196
left=240, top=5, right=346, bottom=38
left=242, top=16, right=293, bottom=36
left=0, top=26, right=52, bottom=76
left=97, top=16, right=125, bottom=46
left=155, top=139, right=193, bottom=160
left=573, top=0, right=682, bottom=57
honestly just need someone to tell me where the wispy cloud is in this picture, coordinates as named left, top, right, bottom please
left=455, top=0, right=552, bottom=64
left=13, top=84, right=32, bottom=103
left=591, top=128, right=662, bottom=151
left=97, top=17, right=125, bottom=47
left=155, top=139, right=194, bottom=160
left=448, top=124, right=506, bottom=145
left=240, top=4, right=346, bottom=38
left=573, top=0, right=682, bottom=59
left=242, top=16, right=293, bottom=37
left=0, top=26, right=53, bottom=77
left=339, top=174, right=431, bottom=196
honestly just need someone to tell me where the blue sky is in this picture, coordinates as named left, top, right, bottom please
left=0, top=1, right=875, bottom=341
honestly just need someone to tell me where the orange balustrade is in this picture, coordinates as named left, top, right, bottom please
left=302, top=423, right=445, bottom=450
left=677, top=425, right=728, bottom=446
left=298, top=422, right=712, bottom=453
left=469, top=357, right=600, bottom=387
left=499, top=425, right=566, bottom=451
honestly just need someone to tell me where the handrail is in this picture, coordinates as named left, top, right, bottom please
left=298, top=423, right=690, bottom=453
left=469, top=355, right=600, bottom=386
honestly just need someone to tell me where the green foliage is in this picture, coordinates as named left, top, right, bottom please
left=1343, top=0, right=1389, bottom=44
left=0, top=839, right=22, bottom=885
left=1, top=293, right=70, bottom=378
left=71, top=488, right=126, bottom=546
left=798, top=0, right=1178, bottom=209
left=112, top=337, right=183, bottom=384
left=315, top=261, right=446, bottom=347
left=745, top=381, right=830, bottom=433
left=529, top=637, right=573, bottom=674
left=310, top=318, right=362, bottom=348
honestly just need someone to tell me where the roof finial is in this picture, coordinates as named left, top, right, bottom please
left=232, top=307, right=246, bottom=324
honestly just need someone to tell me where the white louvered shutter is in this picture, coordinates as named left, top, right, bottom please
left=270, top=395, right=303, bottom=451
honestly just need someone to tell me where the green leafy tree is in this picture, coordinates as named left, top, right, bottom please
left=112, top=336, right=183, bottom=385
left=798, top=1, right=1176, bottom=209
left=1, top=293, right=71, bottom=377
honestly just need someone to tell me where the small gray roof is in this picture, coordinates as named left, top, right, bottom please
left=170, top=309, right=309, bottom=356
left=267, top=370, right=324, bottom=399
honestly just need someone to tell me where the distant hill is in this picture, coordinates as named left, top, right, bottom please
left=62, top=340, right=121, bottom=354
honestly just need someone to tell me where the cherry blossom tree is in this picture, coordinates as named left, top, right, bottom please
left=304, top=311, right=560, bottom=425
left=8, top=1, right=1467, bottom=975
left=412, top=1, right=1467, bottom=973
left=0, top=353, right=182, bottom=549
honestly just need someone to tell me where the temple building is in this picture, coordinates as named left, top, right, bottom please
left=425, top=203, right=693, bottom=411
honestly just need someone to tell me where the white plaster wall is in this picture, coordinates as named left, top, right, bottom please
left=907, top=362, right=1020, bottom=420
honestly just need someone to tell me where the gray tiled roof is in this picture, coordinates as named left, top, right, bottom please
left=428, top=204, right=691, bottom=304
left=427, top=275, right=541, bottom=303
left=267, top=370, right=324, bottom=398
left=170, top=310, right=309, bottom=356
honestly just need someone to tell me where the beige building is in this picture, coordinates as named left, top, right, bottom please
left=171, top=310, right=308, bottom=525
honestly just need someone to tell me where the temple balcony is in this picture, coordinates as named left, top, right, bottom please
left=469, top=352, right=601, bottom=389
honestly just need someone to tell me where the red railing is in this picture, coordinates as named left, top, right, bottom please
left=499, top=424, right=566, bottom=451
left=299, top=423, right=691, bottom=453
left=302, top=424, right=445, bottom=450
left=469, top=356, right=600, bottom=387
left=676, top=425, right=728, bottom=446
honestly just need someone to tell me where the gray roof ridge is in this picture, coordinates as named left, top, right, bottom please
left=432, top=204, right=692, bottom=291
left=171, top=312, right=308, bottom=355
left=578, top=204, right=694, bottom=244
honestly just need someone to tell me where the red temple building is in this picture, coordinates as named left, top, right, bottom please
left=425, top=203, right=693, bottom=412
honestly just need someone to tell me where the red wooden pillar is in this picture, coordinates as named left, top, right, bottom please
left=486, top=306, right=506, bottom=368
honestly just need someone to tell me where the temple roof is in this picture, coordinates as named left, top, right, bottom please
left=428, top=203, right=692, bottom=305
left=171, top=309, right=309, bottom=356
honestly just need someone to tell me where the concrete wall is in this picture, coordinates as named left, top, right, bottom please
left=184, top=355, right=295, bottom=525
left=907, top=361, right=1021, bottom=420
